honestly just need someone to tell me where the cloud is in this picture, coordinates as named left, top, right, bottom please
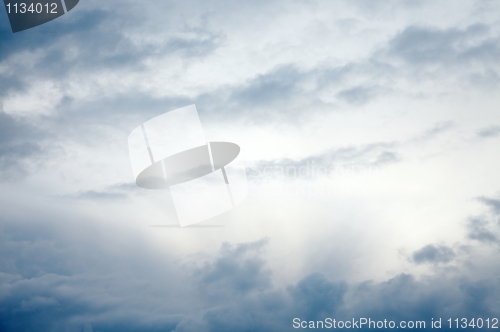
left=0, top=112, right=46, bottom=180
left=229, top=66, right=304, bottom=108
left=73, top=190, right=128, bottom=200
left=408, top=195, right=500, bottom=269
left=466, top=196, right=500, bottom=245
left=170, top=238, right=500, bottom=331
left=388, top=24, right=497, bottom=66
left=0, top=3, right=224, bottom=121
left=0, top=5, right=222, bottom=73
left=66, top=182, right=140, bottom=201
left=381, top=23, right=500, bottom=90
left=2, top=191, right=500, bottom=332
left=195, top=64, right=319, bottom=124
left=417, top=122, right=454, bottom=141
left=196, top=239, right=272, bottom=297
left=411, top=244, right=456, bottom=264
left=249, top=142, right=400, bottom=181
left=288, top=273, right=347, bottom=320
left=477, top=126, right=500, bottom=138
left=477, top=196, right=500, bottom=214
left=1, top=1, right=500, bottom=331
left=0, top=211, right=186, bottom=332
left=467, top=217, right=498, bottom=244
left=336, top=85, right=378, bottom=105
left=344, top=273, right=500, bottom=323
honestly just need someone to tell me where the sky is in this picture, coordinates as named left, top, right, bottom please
left=1, top=0, right=500, bottom=331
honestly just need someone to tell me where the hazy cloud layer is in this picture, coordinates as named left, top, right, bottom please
left=1, top=0, right=500, bottom=331
left=1, top=198, right=500, bottom=332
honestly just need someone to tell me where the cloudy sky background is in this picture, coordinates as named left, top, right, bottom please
left=1, top=0, right=500, bottom=331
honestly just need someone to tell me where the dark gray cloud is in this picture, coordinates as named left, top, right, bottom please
left=1, top=4, right=499, bottom=132
left=4, top=18, right=497, bottom=176
left=477, top=126, right=500, bottom=138
left=1, top=188, right=499, bottom=332
left=467, top=217, right=498, bottom=244
left=117, top=61, right=389, bottom=127
left=416, top=122, right=454, bottom=141
left=410, top=195, right=500, bottom=269
left=196, top=239, right=272, bottom=298
left=229, top=66, right=304, bottom=108
left=288, top=273, right=347, bottom=320
left=0, top=3, right=224, bottom=115
left=0, top=72, right=25, bottom=98
left=0, top=6, right=223, bottom=75
left=194, top=65, right=318, bottom=125
left=477, top=196, right=500, bottom=215
left=207, top=23, right=499, bottom=116
left=381, top=23, right=500, bottom=89
left=2, top=190, right=500, bottom=331
left=466, top=196, right=500, bottom=245
left=66, top=182, right=140, bottom=201
left=0, top=210, right=187, bottom=331
left=336, top=85, right=379, bottom=105
left=0, top=9, right=112, bottom=86
left=0, top=112, right=47, bottom=180
left=1, top=224, right=499, bottom=332
left=343, top=273, right=500, bottom=324
left=388, top=24, right=498, bottom=66
left=411, top=245, right=456, bottom=264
